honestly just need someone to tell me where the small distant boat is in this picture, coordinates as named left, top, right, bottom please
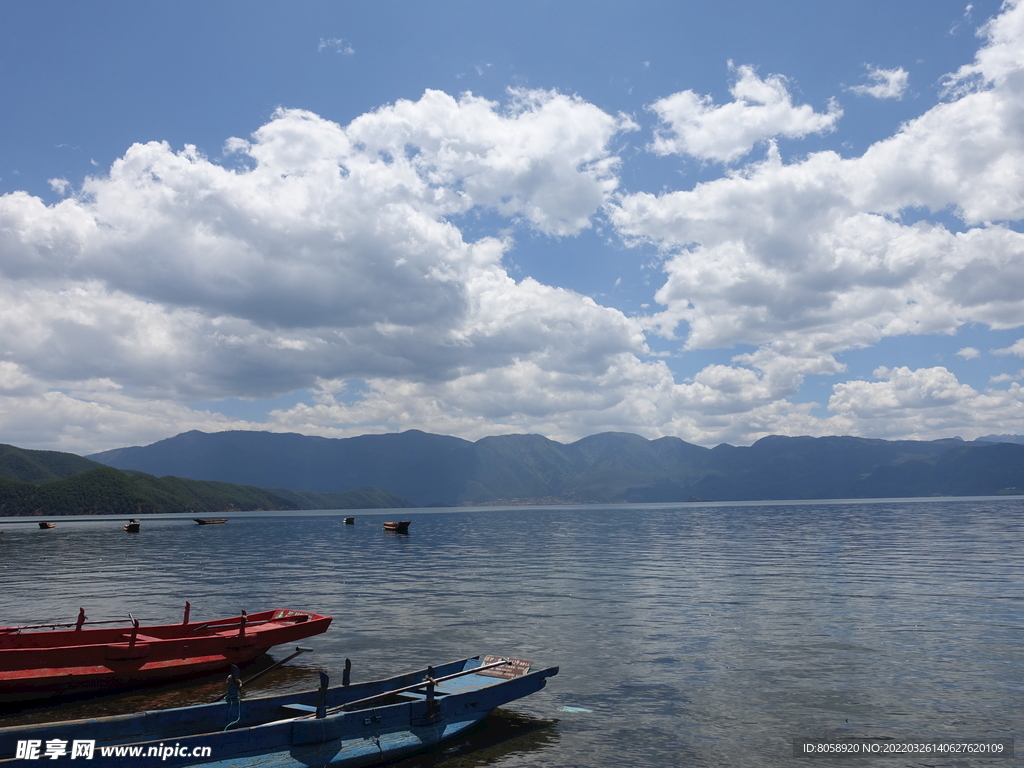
left=123, top=519, right=141, bottom=532
left=343, top=517, right=355, bottom=525
left=0, top=654, right=557, bottom=766
left=0, top=604, right=332, bottom=702
left=194, top=518, right=228, bottom=525
left=38, top=522, right=55, bottom=529
left=383, top=520, right=411, bottom=533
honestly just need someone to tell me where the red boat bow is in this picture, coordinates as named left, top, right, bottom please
left=0, top=606, right=332, bottom=702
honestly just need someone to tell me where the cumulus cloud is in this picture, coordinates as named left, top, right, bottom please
left=261, top=357, right=1024, bottom=448
left=991, top=370, right=1024, bottom=383
left=612, top=0, right=1024, bottom=397
left=0, top=361, right=35, bottom=394
left=956, top=346, right=981, bottom=358
left=827, top=366, right=1024, bottom=439
left=0, top=379, right=270, bottom=456
left=848, top=66, right=909, bottom=99
left=943, top=0, right=1024, bottom=95
left=0, top=89, right=654, bottom=451
left=994, top=338, right=1024, bottom=356
left=649, top=63, right=842, bottom=163
left=0, top=90, right=634, bottom=344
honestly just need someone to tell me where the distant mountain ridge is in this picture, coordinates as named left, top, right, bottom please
left=0, top=443, right=411, bottom=516
left=975, top=434, right=1024, bottom=445
left=88, top=430, right=1024, bottom=505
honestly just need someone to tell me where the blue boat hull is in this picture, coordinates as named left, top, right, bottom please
left=0, top=656, right=558, bottom=767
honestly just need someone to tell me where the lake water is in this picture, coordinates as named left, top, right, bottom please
left=1, top=498, right=1023, bottom=767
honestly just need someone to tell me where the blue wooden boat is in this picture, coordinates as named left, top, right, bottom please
left=0, top=655, right=557, bottom=767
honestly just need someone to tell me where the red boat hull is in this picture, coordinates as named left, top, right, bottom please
left=0, top=608, right=331, bottom=702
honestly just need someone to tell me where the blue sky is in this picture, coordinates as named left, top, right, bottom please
left=2, top=0, right=1023, bottom=454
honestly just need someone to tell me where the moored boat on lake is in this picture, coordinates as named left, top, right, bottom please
left=194, top=518, right=228, bottom=525
left=383, top=520, right=411, bottom=532
left=0, top=605, right=332, bottom=703
left=0, top=655, right=557, bottom=767
left=123, top=519, right=140, bottom=532
left=37, top=522, right=54, bottom=529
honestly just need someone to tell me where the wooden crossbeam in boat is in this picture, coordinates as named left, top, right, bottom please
left=314, top=658, right=513, bottom=717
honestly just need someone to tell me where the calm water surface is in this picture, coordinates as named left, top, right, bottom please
left=1, top=499, right=1023, bottom=767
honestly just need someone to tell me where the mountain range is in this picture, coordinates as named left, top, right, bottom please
left=0, top=443, right=411, bottom=516
left=86, top=430, right=1024, bottom=506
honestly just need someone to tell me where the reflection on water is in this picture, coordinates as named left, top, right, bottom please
left=2, top=499, right=1023, bottom=767
left=389, top=710, right=560, bottom=768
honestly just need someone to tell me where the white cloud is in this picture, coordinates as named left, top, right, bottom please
left=943, top=0, right=1024, bottom=95
left=991, top=369, right=1024, bottom=383
left=0, top=361, right=35, bottom=394
left=0, top=385, right=262, bottom=456
left=956, top=346, right=981, bottom=358
left=261, top=353, right=816, bottom=447
left=611, top=0, right=1024, bottom=404
left=262, top=357, right=1024, bottom=448
left=0, top=90, right=634, bottom=340
left=848, top=65, right=909, bottom=99
left=343, top=88, right=636, bottom=236
left=648, top=63, right=842, bottom=163
left=953, top=3, right=975, bottom=33
left=0, top=89, right=656, bottom=451
left=826, top=365, right=1024, bottom=439
left=994, top=338, right=1024, bottom=356
left=318, top=38, right=354, bottom=55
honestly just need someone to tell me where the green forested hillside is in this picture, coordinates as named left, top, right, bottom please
left=269, top=485, right=414, bottom=510
left=0, top=443, right=105, bottom=483
left=0, top=443, right=412, bottom=514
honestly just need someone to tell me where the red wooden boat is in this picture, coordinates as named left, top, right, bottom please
left=0, top=604, right=332, bottom=702
left=383, top=520, right=411, bottom=532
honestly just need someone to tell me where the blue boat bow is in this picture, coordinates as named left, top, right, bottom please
left=0, top=655, right=558, bottom=767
